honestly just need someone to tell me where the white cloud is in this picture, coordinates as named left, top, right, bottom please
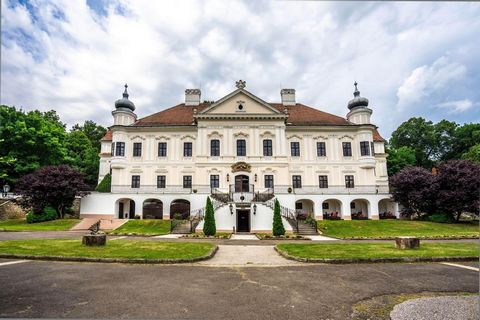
left=437, top=99, right=475, bottom=114
left=396, top=56, right=467, bottom=109
left=1, top=0, right=480, bottom=137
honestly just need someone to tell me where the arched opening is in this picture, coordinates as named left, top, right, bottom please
left=378, top=198, right=396, bottom=219
left=234, top=174, right=250, bottom=192
left=143, top=199, right=163, bottom=219
left=170, top=199, right=191, bottom=220
left=322, top=199, right=342, bottom=220
left=295, top=199, right=314, bottom=220
left=350, top=199, right=370, bottom=220
left=115, top=198, right=135, bottom=219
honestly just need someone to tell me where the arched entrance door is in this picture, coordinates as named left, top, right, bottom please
left=234, top=175, right=249, bottom=192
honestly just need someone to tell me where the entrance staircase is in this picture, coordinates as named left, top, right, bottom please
left=170, top=198, right=228, bottom=234
left=71, top=218, right=127, bottom=231
left=263, top=199, right=318, bottom=235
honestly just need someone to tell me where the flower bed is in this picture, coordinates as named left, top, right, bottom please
left=256, top=234, right=309, bottom=240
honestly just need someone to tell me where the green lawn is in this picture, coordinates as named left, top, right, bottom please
left=108, top=220, right=171, bottom=236
left=317, top=220, right=479, bottom=239
left=276, top=242, right=479, bottom=260
left=0, top=239, right=215, bottom=260
left=0, top=219, right=79, bottom=231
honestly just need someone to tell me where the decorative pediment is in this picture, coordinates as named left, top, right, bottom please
left=233, top=132, right=249, bottom=138
left=313, top=135, right=328, bottom=140
left=287, top=134, right=303, bottom=140
left=180, top=134, right=196, bottom=140
left=207, top=131, right=223, bottom=138
left=129, top=135, right=146, bottom=141
left=260, top=130, right=275, bottom=138
left=339, top=134, right=354, bottom=140
left=155, top=135, right=170, bottom=141
left=231, top=161, right=251, bottom=173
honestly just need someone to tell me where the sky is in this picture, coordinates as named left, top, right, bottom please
left=1, top=0, right=479, bottom=139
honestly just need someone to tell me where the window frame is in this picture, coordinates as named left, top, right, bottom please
left=210, top=175, right=220, bottom=188
left=158, top=142, right=167, bottom=157
left=183, top=175, right=192, bottom=189
left=264, top=175, right=274, bottom=189
left=263, top=139, right=273, bottom=156
left=183, top=142, right=193, bottom=157
left=342, top=141, right=352, bottom=157
left=319, top=175, right=328, bottom=188
left=292, top=175, right=302, bottom=188
left=133, top=142, right=142, bottom=157
left=317, top=141, right=326, bottom=157
left=360, top=141, right=370, bottom=156
left=345, top=175, right=355, bottom=188
left=131, top=175, right=140, bottom=188
left=291, top=141, right=300, bottom=157
left=210, top=139, right=220, bottom=156
left=157, top=175, right=166, bottom=189
left=236, top=139, right=246, bottom=157
left=115, top=142, right=125, bottom=157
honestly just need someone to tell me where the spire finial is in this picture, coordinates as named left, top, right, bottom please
left=353, top=81, right=360, bottom=97
left=236, top=80, right=246, bottom=89
left=123, top=83, right=129, bottom=98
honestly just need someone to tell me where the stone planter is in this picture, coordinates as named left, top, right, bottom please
left=395, top=236, right=420, bottom=249
left=82, top=234, right=107, bottom=246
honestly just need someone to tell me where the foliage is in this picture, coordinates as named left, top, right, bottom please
left=0, top=106, right=69, bottom=184
left=424, top=213, right=455, bottom=224
left=0, top=106, right=106, bottom=188
left=389, top=117, right=480, bottom=171
left=95, top=173, right=111, bottom=192
left=172, top=213, right=184, bottom=220
left=15, top=165, right=90, bottom=217
left=462, top=144, right=480, bottom=162
left=26, top=206, right=57, bottom=223
left=273, top=199, right=285, bottom=236
left=386, top=146, right=416, bottom=176
left=434, top=160, right=480, bottom=221
left=203, top=197, right=216, bottom=236
left=390, top=166, right=437, bottom=218
left=317, top=219, right=479, bottom=239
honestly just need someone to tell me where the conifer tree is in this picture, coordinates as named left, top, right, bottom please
left=272, top=199, right=285, bottom=236
left=203, top=197, right=216, bottom=236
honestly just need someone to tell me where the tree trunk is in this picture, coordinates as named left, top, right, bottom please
left=456, top=211, right=462, bottom=222
left=395, top=236, right=420, bottom=249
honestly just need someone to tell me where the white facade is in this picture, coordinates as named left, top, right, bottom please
left=81, top=81, right=398, bottom=232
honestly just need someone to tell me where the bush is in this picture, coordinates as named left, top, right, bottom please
left=95, top=174, right=111, bottom=193
left=26, top=207, right=57, bottom=223
left=272, top=199, right=285, bottom=236
left=203, top=197, right=216, bottom=236
left=425, top=213, right=455, bottom=224
left=172, top=213, right=184, bottom=220
left=134, top=215, right=140, bottom=220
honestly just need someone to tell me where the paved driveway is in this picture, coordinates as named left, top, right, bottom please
left=0, top=259, right=477, bottom=319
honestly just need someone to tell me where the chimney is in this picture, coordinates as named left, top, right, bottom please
left=281, top=89, right=296, bottom=106
left=185, top=89, right=201, bottom=106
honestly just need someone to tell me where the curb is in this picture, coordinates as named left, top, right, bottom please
left=332, top=236, right=479, bottom=240
left=274, top=247, right=478, bottom=264
left=0, top=245, right=219, bottom=264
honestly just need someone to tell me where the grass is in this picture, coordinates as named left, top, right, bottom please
left=317, top=220, right=479, bottom=239
left=276, top=242, right=479, bottom=260
left=0, top=219, right=79, bottom=231
left=0, top=239, right=215, bottom=260
left=108, top=220, right=171, bottom=236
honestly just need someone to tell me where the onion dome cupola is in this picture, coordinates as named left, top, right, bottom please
left=346, top=82, right=372, bottom=125
left=112, top=83, right=137, bottom=126
left=115, top=84, right=136, bottom=111
left=347, top=82, right=369, bottom=110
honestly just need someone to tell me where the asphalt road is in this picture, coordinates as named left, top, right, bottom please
left=0, top=259, right=478, bottom=319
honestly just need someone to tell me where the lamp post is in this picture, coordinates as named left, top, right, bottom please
left=253, top=203, right=257, bottom=215
left=3, top=184, right=10, bottom=198
left=229, top=203, right=233, bottom=215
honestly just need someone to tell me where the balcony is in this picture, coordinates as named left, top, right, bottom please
left=111, top=184, right=211, bottom=194
left=273, top=185, right=390, bottom=195
left=110, top=156, right=127, bottom=169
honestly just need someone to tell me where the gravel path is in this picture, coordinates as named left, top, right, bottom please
left=390, top=295, right=479, bottom=320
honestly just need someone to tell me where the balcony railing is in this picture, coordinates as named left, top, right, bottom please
left=111, top=184, right=211, bottom=194
left=273, top=185, right=390, bottom=195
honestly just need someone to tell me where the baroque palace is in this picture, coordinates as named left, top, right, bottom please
left=80, top=80, right=398, bottom=233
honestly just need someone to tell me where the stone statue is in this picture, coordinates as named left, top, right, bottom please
left=89, top=220, right=101, bottom=235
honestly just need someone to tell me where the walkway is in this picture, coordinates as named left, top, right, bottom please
left=197, top=245, right=301, bottom=266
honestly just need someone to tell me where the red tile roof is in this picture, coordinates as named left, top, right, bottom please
left=101, top=130, right=112, bottom=141
left=133, top=103, right=354, bottom=127
left=373, top=128, right=386, bottom=142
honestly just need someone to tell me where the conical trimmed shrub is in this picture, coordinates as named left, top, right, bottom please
left=203, top=197, right=216, bottom=236
left=272, top=199, right=285, bottom=236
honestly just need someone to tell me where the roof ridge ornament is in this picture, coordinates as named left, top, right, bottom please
left=114, top=83, right=136, bottom=111
left=123, top=83, right=129, bottom=98
left=347, top=81, right=369, bottom=110
left=236, top=80, right=246, bottom=89
left=353, top=81, right=360, bottom=97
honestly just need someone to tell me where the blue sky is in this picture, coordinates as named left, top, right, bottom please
left=1, top=0, right=479, bottom=138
